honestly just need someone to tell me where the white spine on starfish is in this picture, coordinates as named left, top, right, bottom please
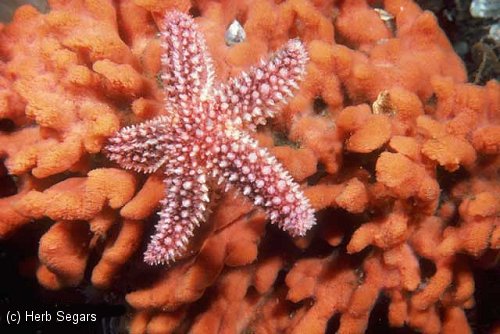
left=105, top=116, right=173, bottom=173
left=160, top=11, right=215, bottom=113
left=144, top=166, right=210, bottom=265
left=215, top=129, right=316, bottom=236
left=215, top=39, right=308, bottom=130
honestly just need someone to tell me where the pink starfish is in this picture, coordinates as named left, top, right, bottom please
left=105, top=11, right=315, bottom=265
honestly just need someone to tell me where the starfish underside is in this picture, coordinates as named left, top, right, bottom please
left=105, top=11, right=316, bottom=265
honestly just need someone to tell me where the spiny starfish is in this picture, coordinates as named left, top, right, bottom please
left=105, top=11, right=315, bottom=265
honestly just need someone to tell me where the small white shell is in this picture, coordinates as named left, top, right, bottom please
left=225, top=20, right=246, bottom=46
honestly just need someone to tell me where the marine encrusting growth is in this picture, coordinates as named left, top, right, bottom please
left=2, top=1, right=498, bottom=332
left=104, top=11, right=315, bottom=265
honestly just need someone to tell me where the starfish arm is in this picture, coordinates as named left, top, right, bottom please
left=215, top=39, right=308, bottom=130
left=104, top=116, right=173, bottom=173
left=143, top=165, right=209, bottom=265
left=216, top=129, right=316, bottom=236
left=160, top=11, right=215, bottom=112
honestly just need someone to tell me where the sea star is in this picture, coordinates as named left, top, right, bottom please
left=105, top=11, right=316, bottom=265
